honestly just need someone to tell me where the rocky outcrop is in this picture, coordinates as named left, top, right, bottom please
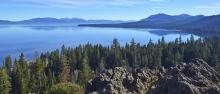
left=86, top=59, right=220, bottom=94
left=86, top=67, right=162, bottom=94
left=149, top=59, right=220, bottom=94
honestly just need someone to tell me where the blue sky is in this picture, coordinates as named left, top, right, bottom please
left=1, top=0, right=220, bottom=21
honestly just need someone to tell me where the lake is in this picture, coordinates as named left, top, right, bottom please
left=0, top=24, right=200, bottom=62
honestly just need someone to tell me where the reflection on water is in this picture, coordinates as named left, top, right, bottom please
left=0, top=25, right=200, bottom=62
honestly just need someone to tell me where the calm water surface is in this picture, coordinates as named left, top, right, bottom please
left=0, top=24, right=200, bottom=62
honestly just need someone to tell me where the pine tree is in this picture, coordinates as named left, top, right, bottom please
left=58, top=55, right=70, bottom=83
left=31, top=58, right=45, bottom=93
left=47, top=69, right=56, bottom=88
left=82, top=52, right=93, bottom=81
left=130, top=38, right=138, bottom=68
left=112, top=38, right=122, bottom=67
left=4, top=56, right=12, bottom=75
left=12, top=53, right=30, bottom=94
left=78, top=52, right=93, bottom=87
left=0, top=68, right=11, bottom=94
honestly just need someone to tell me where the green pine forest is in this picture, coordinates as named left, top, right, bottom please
left=1, top=36, right=220, bottom=94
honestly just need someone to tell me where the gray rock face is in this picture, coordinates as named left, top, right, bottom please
left=86, top=67, right=160, bottom=94
left=149, top=58, right=220, bottom=94
left=86, top=59, right=220, bottom=94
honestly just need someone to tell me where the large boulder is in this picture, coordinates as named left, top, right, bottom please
left=86, top=67, right=161, bottom=94
left=86, top=59, right=220, bottom=94
left=149, top=58, right=220, bottom=94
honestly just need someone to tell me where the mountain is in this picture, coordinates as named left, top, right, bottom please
left=0, top=20, right=14, bottom=24
left=140, top=13, right=204, bottom=25
left=79, top=13, right=205, bottom=28
left=17, top=18, right=87, bottom=24
left=87, top=19, right=127, bottom=24
left=78, top=13, right=205, bottom=28
left=0, top=18, right=127, bottom=25
left=182, top=14, right=220, bottom=30
left=132, top=14, right=205, bottom=28
left=79, top=13, right=220, bottom=33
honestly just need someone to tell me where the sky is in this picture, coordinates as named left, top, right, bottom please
left=1, top=0, right=220, bottom=21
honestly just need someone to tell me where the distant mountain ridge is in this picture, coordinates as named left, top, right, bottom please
left=79, top=13, right=220, bottom=33
left=183, top=14, right=220, bottom=28
left=0, top=18, right=128, bottom=25
left=0, top=20, right=14, bottom=24
left=18, top=18, right=86, bottom=24
left=140, top=13, right=204, bottom=24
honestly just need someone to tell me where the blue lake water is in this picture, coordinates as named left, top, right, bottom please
left=0, top=24, right=200, bottom=62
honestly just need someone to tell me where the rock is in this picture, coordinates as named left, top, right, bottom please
left=149, top=58, right=220, bottom=94
left=86, top=67, right=159, bottom=94
left=86, top=59, right=220, bottom=94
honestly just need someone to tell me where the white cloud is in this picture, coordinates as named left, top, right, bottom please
left=195, top=3, right=220, bottom=9
left=149, top=0, right=169, bottom=2
left=2, top=0, right=168, bottom=7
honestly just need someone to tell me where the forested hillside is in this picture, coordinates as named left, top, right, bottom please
left=1, top=36, right=220, bottom=93
left=79, top=14, right=220, bottom=34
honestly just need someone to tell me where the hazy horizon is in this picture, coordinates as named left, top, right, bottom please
left=0, top=13, right=214, bottom=22
left=1, top=0, right=220, bottom=21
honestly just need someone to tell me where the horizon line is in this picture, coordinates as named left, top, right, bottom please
left=0, top=13, right=219, bottom=22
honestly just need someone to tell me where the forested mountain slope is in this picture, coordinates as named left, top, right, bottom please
left=79, top=14, right=220, bottom=33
